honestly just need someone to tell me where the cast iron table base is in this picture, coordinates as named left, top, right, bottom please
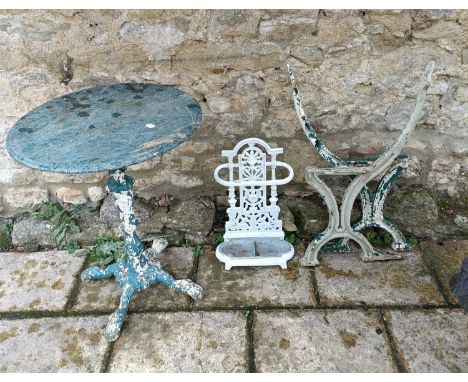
left=81, top=169, right=202, bottom=341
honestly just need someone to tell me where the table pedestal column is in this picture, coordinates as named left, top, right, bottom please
left=81, top=168, right=203, bottom=341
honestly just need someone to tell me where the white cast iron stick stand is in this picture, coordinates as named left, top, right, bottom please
left=213, top=138, right=294, bottom=269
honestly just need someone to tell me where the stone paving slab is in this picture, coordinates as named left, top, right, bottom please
left=72, top=247, right=195, bottom=311
left=109, top=311, right=247, bottom=372
left=0, top=251, right=85, bottom=312
left=0, top=315, right=109, bottom=372
left=314, top=249, right=445, bottom=306
left=254, top=309, right=394, bottom=372
left=389, top=309, right=468, bottom=372
left=421, top=240, right=467, bottom=304
left=194, top=245, right=315, bottom=308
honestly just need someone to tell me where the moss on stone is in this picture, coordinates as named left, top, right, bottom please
left=0, top=225, right=13, bottom=250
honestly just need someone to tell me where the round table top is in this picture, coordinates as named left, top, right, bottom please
left=6, top=83, right=202, bottom=174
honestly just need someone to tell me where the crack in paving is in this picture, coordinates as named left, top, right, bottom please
left=100, top=341, right=115, bottom=373
left=310, top=269, right=322, bottom=307
left=378, top=309, right=410, bottom=373
left=0, top=302, right=462, bottom=322
left=189, top=246, right=202, bottom=310
left=245, top=308, right=256, bottom=373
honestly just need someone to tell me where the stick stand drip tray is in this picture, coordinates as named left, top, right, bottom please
left=216, top=238, right=294, bottom=270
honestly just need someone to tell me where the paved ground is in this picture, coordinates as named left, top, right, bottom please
left=0, top=241, right=467, bottom=372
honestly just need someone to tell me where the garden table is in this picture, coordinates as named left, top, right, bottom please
left=6, top=82, right=204, bottom=341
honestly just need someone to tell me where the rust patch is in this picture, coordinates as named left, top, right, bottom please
left=17, top=271, right=27, bottom=287
left=64, top=341, right=86, bottom=368
left=24, top=259, right=38, bottom=268
left=0, top=328, right=18, bottom=343
left=207, top=340, right=218, bottom=349
left=320, top=261, right=359, bottom=279
left=58, top=359, right=68, bottom=368
left=279, top=338, right=291, bottom=350
left=52, top=280, right=65, bottom=290
left=340, top=329, right=358, bottom=348
left=28, top=323, right=41, bottom=333
left=29, top=298, right=42, bottom=308
left=280, top=261, right=300, bottom=280
left=35, top=280, right=47, bottom=288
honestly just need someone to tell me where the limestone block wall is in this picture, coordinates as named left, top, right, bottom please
left=0, top=10, right=466, bottom=226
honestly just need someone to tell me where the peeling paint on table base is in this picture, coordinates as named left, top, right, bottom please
left=320, top=159, right=411, bottom=254
left=81, top=169, right=203, bottom=341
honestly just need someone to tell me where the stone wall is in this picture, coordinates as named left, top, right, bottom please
left=0, top=10, right=466, bottom=236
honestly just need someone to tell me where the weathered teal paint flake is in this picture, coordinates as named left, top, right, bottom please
left=288, top=63, right=435, bottom=266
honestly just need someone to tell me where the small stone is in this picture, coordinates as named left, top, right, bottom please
left=87, top=186, right=106, bottom=203
left=55, top=187, right=87, bottom=205
left=109, top=311, right=247, bottom=372
left=0, top=316, right=108, bottom=372
left=234, top=73, right=266, bottom=93
left=384, top=188, right=438, bottom=237
left=392, top=31, right=406, bottom=38
left=11, top=218, right=54, bottom=247
left=427, top=81, right=448, bottom=95
left=411, top=20, right=463, bottom=42
left=285, top=198, right=328, bottom=238
left=254, top=310, right=394, bottom=372
left=98, top=195, right=214, bottom=240
left=161, top=197, right=215, bottom=236
left=279, top=203, right=297, bottom=232
left=184, top=233, right=207, bottom=245
left=208, top=10, right=259, bottom=39
left=214, top=195, right=229, bottom=208
left=3, top=187, right=48, bottom=212
left=0, top=168, right=36, bottom=186
left=454, top=86, right=468, bottom=102
left=118, top=19, right=189, bottom=51
left=259, top=11, right=319, bottom=39
left=462, top=48, right=468, bottom=64
left=41, top=172, right=107, bottom=184
left=427, top=158, right=463, bottom=196
left=389, top=310, right=468, bottom=372
left=289, top=45, right=323, bottom=66
left=454, top=215, right=468, bottom=231
left=0, top=251, right=86, bottom=311
left=98, top=194, right=120, bottom=226
left=207, top=96, right=231, bottom=113
left=23, top=20, right=70, bottom=42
